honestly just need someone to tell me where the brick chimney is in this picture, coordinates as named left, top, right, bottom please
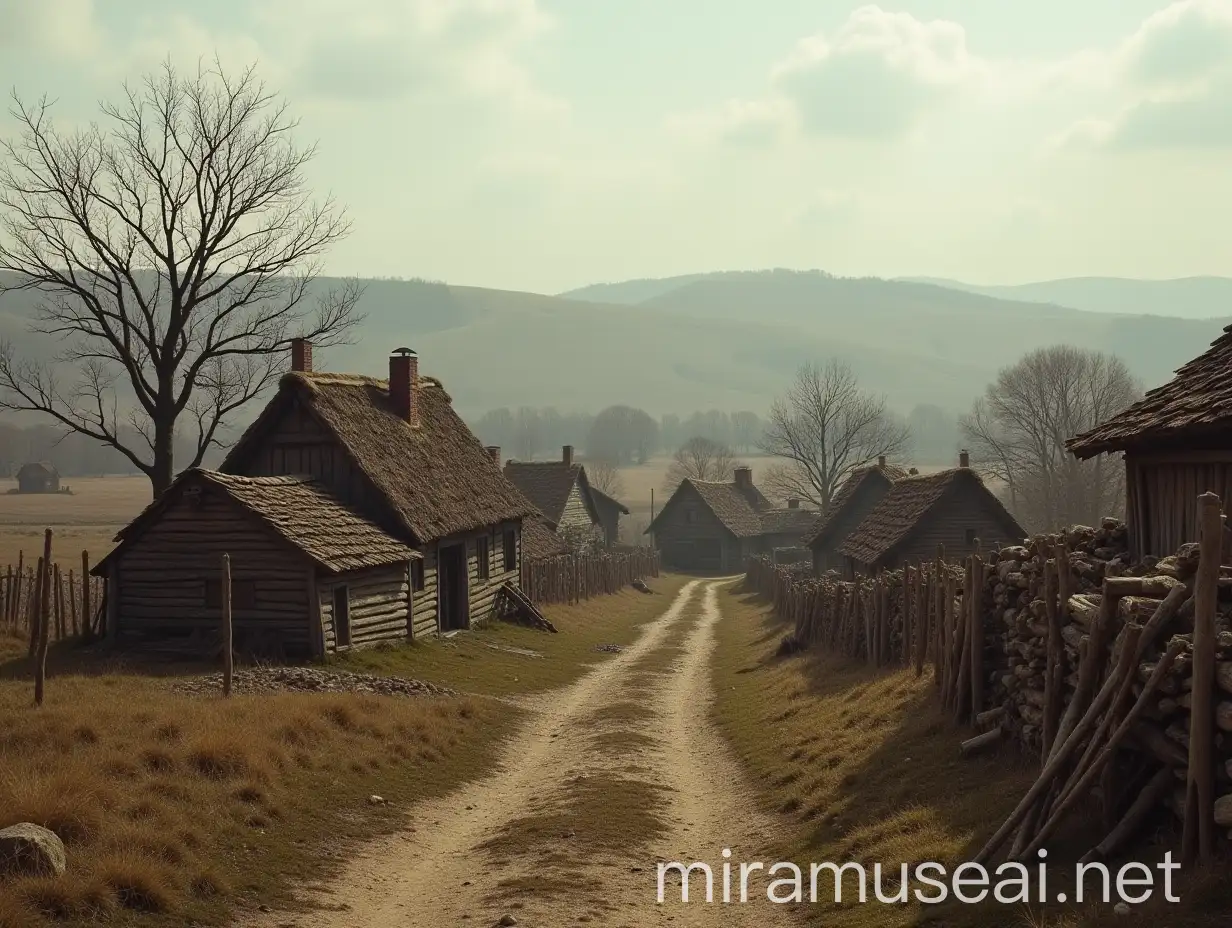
left=959, top=449, right=970, bottom=468
left=562, top=445, right=573, bottom=468
left=486, top=446, right=500, bottom=466
left=290, top=338, right=313, bottom=373
left=877, top=455, right=886, bottom=468
left=734, top=466, right=752, bottom=490
left=787, top=498, right=799, bottom=509
left=389, top=348, right=419, bottom=427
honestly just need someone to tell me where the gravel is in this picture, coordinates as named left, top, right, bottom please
left=171, top=665, right=456, bottom=699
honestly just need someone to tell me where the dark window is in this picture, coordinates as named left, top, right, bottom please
left=476, top=535, right=490, bottom=581
left=684, top=507, right=697, bottom=524
left=411, top=559, right=425, bottom=592
left=965, top=528, right=976, bottom=547
left=503, top=529, right=517, bottom=571
left=333, top=585, right=351, bottom=647
left=204, top=578, right=255, bottom=609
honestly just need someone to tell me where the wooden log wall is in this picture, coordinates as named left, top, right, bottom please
left=745, top=502, right=1232, bottom=864
left=521, top=548, right=661, bottom=606
left=1, top=554, right=104, bottom=643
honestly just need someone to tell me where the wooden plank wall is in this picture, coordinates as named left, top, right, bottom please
left=318, top=563, right=411, bottom=651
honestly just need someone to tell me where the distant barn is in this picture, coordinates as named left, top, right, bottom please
left=16, top=462, right=60, bottom=494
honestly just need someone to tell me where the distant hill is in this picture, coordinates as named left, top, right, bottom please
left=897, top=275, right=1232, bottom=320
left=2, top=270, right=1226, bottom=425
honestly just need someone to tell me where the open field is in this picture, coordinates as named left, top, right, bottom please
left=0, top=572, right=683, bottom=927
left=710, top=584, right=1231, bottom=928
left=0, top=476, right=151, bottom=568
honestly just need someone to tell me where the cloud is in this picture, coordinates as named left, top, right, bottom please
left=0, top=0, right=100, bottom=56
left=667, top=97, right=796, bottom=146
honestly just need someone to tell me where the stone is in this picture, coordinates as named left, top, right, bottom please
left=369, top=795, right=386, bottom=805
left=1113, top=902, right=1131, bottom=916
left=498, top=915, right=518, bottom=926
left=0, top=823, right=67, bottom=877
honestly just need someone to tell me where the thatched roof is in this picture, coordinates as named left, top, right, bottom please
left=646, top=478, right=772, bottom=538
left=759, top=507, right=817, bottom=536
left=838, top=468, right=1025, bottom=564
left=97, top=469, right=418, bottom=575
left=590, top=487, right=630, bottom=516
left=223, top=372, right=537, bottom=544
left=521, top=515, right=570, bottom=558
left=502, top=460, right=600, bottom=527
left=804, top=463, right=907, bottom=548
left=1068, top=323, right=1232, bottom=458
left=17, top=461, right=57, bottom=478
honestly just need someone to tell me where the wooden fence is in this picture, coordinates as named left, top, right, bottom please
left=1, top=549, right=105, bottom=644
left=745, top=493, right=1231, bottom=867
left=522, top=548, right=660, bottom=605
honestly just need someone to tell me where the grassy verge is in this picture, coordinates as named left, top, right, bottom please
left=0, top=573, right=684, bottom=927
left=711, top=585, right=1231, bottom=928
left=333, top=574, right=690, bottom=697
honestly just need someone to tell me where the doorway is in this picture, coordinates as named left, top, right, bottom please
left=437, top=543, right=469, bottom=632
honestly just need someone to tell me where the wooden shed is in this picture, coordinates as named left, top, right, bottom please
left=838, top=454, right=1026, bottom=575
left=590, top=488, right=630, bottom=549
left=503, top=446, right=605, bottom=551
left=16, top=462, right=59, bottom=494
left=805, top=457, right=907, bottom=577
left=220, top=343, right=539, bottom=636
left=92, top=469, right=419, bottom=657
left=1067, top=323, right=1232, bottom=557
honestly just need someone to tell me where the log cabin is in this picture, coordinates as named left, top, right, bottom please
left=838, top=452, right=1026, bottom=575
left=502, top=446, right=606, bottom=552
left=91, top=469, right=419, bottom=656
left=94, top=341, right=540, bottom=655
left=646, top=467, right=814, bottom=573
left=806, top=457, right=908, bottom=576
left=1067, top=323, right=1232, bottom=557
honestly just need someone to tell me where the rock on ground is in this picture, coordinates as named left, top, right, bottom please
left=170, top=666, right=456, bottom=699
left=0, top=823, right=67, bottom=877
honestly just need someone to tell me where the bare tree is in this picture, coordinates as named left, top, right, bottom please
left=584, top=457, right=625, bottom=500
left=758, top=359, right=910, bottom=509
left=510, top=406, right=541, bottom=460
left=0, top=61, right=362, bottom=495
left=960, top=345, right=1140, bottom=531
left=664, top=436, right=742, bottom=491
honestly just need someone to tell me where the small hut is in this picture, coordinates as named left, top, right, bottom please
left=16, top=462, right=59, bottom=494
left=805, top=457, right=907, bottom=575
left=838, top=452, right=1026, bottom=575
left=1067, top=322, right=1232, bottom=557
left=503, top=446, right=605, bottom=551
left=589, top=488, right=630, bottom=548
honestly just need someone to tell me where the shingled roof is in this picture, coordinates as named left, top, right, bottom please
left=502, top=461, right=599, bottom=527
left=98, top=469, right=418, bottom=575
left=223, top=372, right=538, bottom=544
left=646, top=477, right=772, bottom=538
left=838, top=468, right=1024, bottom=564
left=805, top=463, right=908, bottom=548
left=521, top=515, right=570, bottom=558
left=590, top=487, right=630, bottom=516
left=759, top=507, right=818, bottom=536
left=1068, top=323, right=1232, bottom=458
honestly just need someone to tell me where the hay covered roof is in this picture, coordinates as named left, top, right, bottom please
left=102, top=469, right=418, bottom=574
left=759, top=507, right=817, bottom=536
left=1068, top=323, right=1232, bottom=458
left=223, top=372, right=538, bottom=544
left=590, top=487, right=630, bottom=516
left=646, top=477, right=771, bottom=538
left=502, top=460, right=598, bottom=528
left=804, top=463, right=907, bottom=548
left=521, top=515, right=570, bottom=558
left=838, top=468, right=1024, bottom=564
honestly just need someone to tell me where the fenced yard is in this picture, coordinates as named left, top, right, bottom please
left=521, top=547, right=660, bottom=605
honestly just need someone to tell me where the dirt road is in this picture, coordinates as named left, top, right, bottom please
left=249, top=578, right=801, bottom=927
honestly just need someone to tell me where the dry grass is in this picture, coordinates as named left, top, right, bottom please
left=333, top=573, right=689, bottom=696
left=710, top=585, right=1232, bottom=928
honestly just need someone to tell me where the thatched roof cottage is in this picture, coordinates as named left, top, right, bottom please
left=805, top=457, right=908, bottom=575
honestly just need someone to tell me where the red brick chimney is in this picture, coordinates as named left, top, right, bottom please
left=959, top=449, right=970, bottom=468
left=562, top=445, right=573, bottom=468
left=877, top=455, right=886, bottom=468
left=486, top=446, right=501, bottom=466
left=734, top=466, right=752, bottom=490
left=290, top=338, right=313, bottom=373
left=389, top=348, right=419, bottom=427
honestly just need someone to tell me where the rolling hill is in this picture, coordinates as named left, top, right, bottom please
left=2, top=270, right=1226, bottom=423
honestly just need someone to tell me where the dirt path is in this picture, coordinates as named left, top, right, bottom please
left=247, top=578, right=802, bottom=927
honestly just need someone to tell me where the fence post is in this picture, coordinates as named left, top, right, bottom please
left=221, top=553, right=234, bottom=698
left=1183, top=492, right=1220, bottom=865
left=34, top=530, right=53, bottom=706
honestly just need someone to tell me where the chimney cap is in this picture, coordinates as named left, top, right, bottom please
left=877, top=455, right=887, bottom=468
left=392, top=347, right=416, bottom=357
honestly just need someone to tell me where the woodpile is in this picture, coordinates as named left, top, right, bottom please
left=745, top=492, right=1232, bottom=863
left=520, top=548, right=660, bottom=606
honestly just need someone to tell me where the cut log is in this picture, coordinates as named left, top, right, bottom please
left=1081, top=767, right=1174, bottom=865
left=960, top=728, right=1003, bottom=757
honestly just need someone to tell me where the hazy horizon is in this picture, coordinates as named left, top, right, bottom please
left=5, top=0, right=1232, bottom=296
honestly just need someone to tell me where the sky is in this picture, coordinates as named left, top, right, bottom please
left=2, top=0, right=1231, bottom=294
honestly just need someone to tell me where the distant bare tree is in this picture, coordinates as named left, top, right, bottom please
left=758, top=359, right=910, bottom=509
left=511, top=406, right=541, bottom=460
left=730, top=410, right=763, bottom=452
left=584, top=457, right=625, bottom=500
left=664, top=436, right=741, bottom=491
left=0, top=61, right=362, bottom=495
left=586, top=405, right=658, bottom=465
left=961, top=345, right=1140, bottom=531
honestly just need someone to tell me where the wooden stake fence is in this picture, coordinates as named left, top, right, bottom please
left=1, top=548, right=104, bottom=643
left=521, top=548, right=660, bottom=606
